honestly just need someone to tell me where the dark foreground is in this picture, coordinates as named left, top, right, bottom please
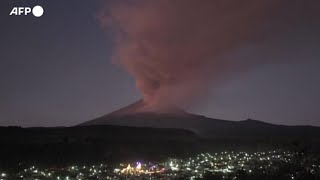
left=1, top=150, right=320, bottom=180
left=1, top=125, right=320, bottom=179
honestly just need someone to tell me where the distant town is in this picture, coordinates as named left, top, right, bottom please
left=1, top=150, right=319, bottom=180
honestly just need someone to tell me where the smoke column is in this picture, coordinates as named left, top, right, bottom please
left=99, top=0, right=282, bottom=111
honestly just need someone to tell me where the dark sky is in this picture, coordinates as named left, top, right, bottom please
left=0, top=0, right=319, bottom=127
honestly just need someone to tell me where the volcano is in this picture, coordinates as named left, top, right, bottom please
left=79, top=100, right=320, bottom=138
left=79, top=100, right=271, bottom=135
left=78, top=99, right=231, bottom=133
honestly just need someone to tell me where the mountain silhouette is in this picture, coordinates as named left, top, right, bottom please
left=79, top=100, right=320, bottom=138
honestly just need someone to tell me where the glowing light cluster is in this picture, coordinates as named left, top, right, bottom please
left=0, top=150, right=319, bottom=179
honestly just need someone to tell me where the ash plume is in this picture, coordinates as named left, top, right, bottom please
left=99, top=0, right=283, bottom=111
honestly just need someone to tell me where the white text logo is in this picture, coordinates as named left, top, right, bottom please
left=9, top=5, right=44, bottom=17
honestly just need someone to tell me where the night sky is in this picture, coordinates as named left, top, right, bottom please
left=1, top=0, right=319, bottom=127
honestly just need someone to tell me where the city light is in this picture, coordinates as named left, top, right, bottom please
left=0, top=150, right=319, bottom=179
